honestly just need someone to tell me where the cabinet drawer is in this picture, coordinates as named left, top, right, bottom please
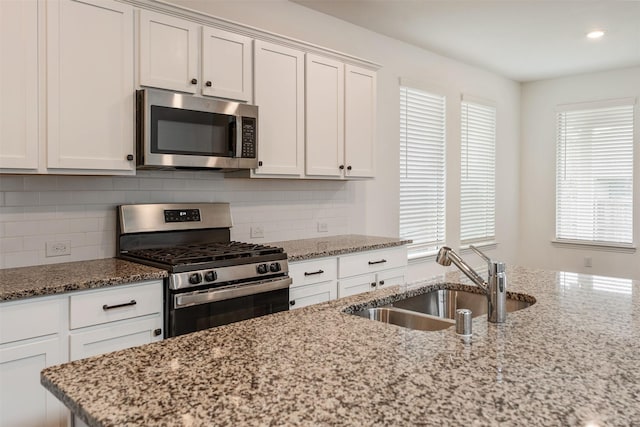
left=338, top=247, right=407, bottom=278
left=0, top=297, right=65, bottom=345
left=69, top=315, right=163, bottom=361
left=290, top=257, right=337, bottom=287
left=289, top=280, right=337, bottom=309
left=377, top=267, right=407, bottom=289
left=69, top=281, right=163, bottom=330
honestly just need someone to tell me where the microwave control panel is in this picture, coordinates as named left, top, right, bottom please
left=241, top=117, right=256, bottom=158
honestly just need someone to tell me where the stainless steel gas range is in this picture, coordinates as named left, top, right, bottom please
left=116, top=203, right=291, bottom=337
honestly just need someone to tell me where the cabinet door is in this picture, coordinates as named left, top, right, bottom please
left=344, top=65, right=376, bottom=178
left=139, top=9, right=198, bottom=94
left=0, top=0, right=38, bottom=170
left=46, top=0, right=135, bottom=172
left=338, top=273, right=377, bottom=298
left=305, top=54, right=344, bottom=177
left=289, top=280, right=337, bottom=309
left=69, top=315, right=163, bottom=361
left=377, top=267, right=407, bottom=289
left=0, top=337, right=66, bottom=427
left=253, top=40, right=304, bottom=176
left=202, top=27, right=252, bottom=101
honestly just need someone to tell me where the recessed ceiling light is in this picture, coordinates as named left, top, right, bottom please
left=586, top=30, right=605, bottom=39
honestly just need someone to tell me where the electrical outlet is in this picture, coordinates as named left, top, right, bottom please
left=317, top=222, right=328, bottom=233
left=250, top=226, right=264, bottom=238
left=584, top=257, right=592, bottom=267
left=46, top=241, right=71, bottom=257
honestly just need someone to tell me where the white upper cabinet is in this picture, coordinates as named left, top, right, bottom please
left=138, top=10, right=199, bottom=94
left=253, top=40, right=305, bottom=176
left=201, top=27, right=252, bottom=101
left=305, top=54, right=344, bottom=177
left=46, top=0, right=135, bottom=173
left=139, top=11, right=252, bottom=102
left=344, top=65, right=376, bottom=178
left=0, top=0, right=38, bottom=170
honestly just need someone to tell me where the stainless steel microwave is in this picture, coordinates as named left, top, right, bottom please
left=136, top=88, right=258, bottom=170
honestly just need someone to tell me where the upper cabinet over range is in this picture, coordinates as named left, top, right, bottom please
left=138, top=10, right=252, bottom=102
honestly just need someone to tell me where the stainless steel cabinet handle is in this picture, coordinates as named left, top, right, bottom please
left=102, top=300, right=137, bottom=311
left=304, top=270, right=324, bottom=276
left=368, top=259, right=387, bottom=265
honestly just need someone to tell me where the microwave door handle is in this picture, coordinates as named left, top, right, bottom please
left=234, top=116, right=241, bottom=158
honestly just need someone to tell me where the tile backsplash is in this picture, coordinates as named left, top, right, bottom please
left=0, top=171, right=362, bottom=268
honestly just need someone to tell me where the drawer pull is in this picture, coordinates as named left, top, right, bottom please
left=368, top=259, right=387, bottom=265
left=304, top=269, right=324, bottom=276
left=102, top=300, right=137, bottom=311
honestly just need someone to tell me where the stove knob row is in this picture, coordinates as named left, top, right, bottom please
left=256, top=262, right=282, bottom=274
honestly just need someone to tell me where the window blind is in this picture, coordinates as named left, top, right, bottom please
left=460, top=100, right=496, bottom=245
left=399, top=86, right=446, bottom=256
left=556, top=101, right=635, bottom=245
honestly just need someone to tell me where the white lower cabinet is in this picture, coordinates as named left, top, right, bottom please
left=289, top=246, right=409, bottom=307
left=289, top=257, right=337, bottom=309
left=0, top=296, right=67, bottom=427
left=337, top=247, right=408, bottom=298
left=0, top=279, right=164, bottom=427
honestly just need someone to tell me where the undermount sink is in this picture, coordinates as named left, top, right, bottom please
left=353, top=288, right=535, bottom=332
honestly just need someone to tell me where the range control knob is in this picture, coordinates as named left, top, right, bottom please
left=189, top=273, right=202, bottom=285
left=204, top=271, right=217, bottom=282
left=269, top=262, right=281, bottom=272
left=257, top=264, right=269, bottom=274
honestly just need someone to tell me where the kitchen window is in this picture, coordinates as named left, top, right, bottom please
left=460, top=97, right=496, bottom=246
left=399, top=84, right=446, bottom=257
left=555, top=98, right=635, bottom=247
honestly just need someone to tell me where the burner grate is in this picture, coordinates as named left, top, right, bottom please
left=125, top=241, right=283, bottom=266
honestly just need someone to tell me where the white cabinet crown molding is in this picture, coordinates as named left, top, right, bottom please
left=123, top=0, right=380, bottom=71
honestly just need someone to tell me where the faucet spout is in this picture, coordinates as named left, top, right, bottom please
left=436, top=246, right=507, bottom=323
left=436, top=247, right=487, bottom=292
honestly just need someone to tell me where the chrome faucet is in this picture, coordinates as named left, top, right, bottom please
left=436, top=245, right=507, bottom=323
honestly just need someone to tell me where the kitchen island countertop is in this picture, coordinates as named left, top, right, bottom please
left=41, top=266, right=640, bottom=426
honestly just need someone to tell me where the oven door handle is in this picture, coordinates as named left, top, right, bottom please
left=174, top=277, right=293, bottom=309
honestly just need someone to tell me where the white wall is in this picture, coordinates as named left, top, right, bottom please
left=519, top=66, right=640, bottom=280
left=0, top=0, right=521, bottom=276
left=165, top=0, right=522, bottom=281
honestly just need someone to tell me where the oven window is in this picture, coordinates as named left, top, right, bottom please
left=171, top=288, right=289, bottom=337
left=151, top=106, right=235, bottom=157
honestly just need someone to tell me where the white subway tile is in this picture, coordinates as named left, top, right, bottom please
left=138, top=178, right=163, bottom=190
left=0, top=176, right=25, bottom=191
left=57, top=176, right=114, bottom=191
left=5, top=221, right=43, bottom=237
left=39, top=191, right=73, bottom=206
left=3, top=250, right=39, bottom=268
left=38, top=219, right=70, bottom=235
left=24, top=176, right=58, bottom=191
left=4, top=192, right=39, bottom=206
left=0, top=207, right=25, bottom=222
left=56, top=205, right=86, bottom=219
left=99, top=216, right=116, bottom=232
left=23, top=235, right=47, bottom=251
left=53, top=232, right=86, bottom=248
left=0, top=237, right=23, bottom=252
left=68, top=217, right=100, bottom=233
left=113, top=177, right=138, bottom=190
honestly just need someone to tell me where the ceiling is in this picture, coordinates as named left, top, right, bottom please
left=291, top=0, right=640, bottom=82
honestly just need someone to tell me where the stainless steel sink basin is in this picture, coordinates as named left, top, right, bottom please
left=354, top=307, right=455, bottom=331
left=352, top=288, right=534, bottom=331
left=389, top=288, right=533, bottom=319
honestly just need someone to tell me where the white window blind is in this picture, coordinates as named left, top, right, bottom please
left=460, top=99, right=496, bottom=245
left=399, top=86, right=446, bottom=256
left=556, top=100, right=635, bottom=245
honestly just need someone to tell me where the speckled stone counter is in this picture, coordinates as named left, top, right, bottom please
left=0, top=259, right=167, bottom=301
left=270, top=234, right=412, bottom=261
left=41, top=266, right=640, bottom=426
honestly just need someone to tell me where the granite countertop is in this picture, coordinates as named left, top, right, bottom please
left=41, top=266, right=640, bottom=426
left=0, top=259, right=167, bottom=302
left=269, top=234, right=412, bottom=261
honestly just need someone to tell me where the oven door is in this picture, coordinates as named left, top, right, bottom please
left=169, top=277, right=292, bottom=337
